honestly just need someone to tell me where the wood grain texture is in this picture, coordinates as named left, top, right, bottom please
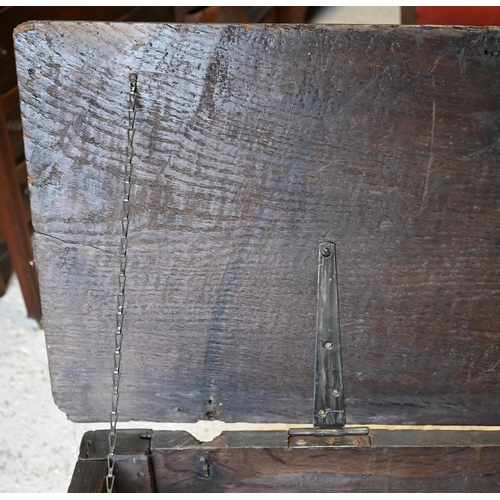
left=151, top=446, right=500, bottom=492
left=67, top=459, right=107, bottom=493
left=14, top=23, right=500, bottom=424
left=149, top=429, right=500, bottom=492
left=68, top=429, right=500, bottom=492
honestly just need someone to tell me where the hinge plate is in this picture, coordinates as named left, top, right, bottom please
left=314, top=242, right=345, bottom=428
left=288, top=427, right=370, bottom=448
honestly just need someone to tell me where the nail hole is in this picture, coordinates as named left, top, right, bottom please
left=177, top=407, right=183, bottom=412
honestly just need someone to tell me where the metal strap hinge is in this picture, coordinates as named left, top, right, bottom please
left=288, top=427, right=371, bottom=448
left=314, top=242, right=345, bottom=428
left=295, top=241, right=371, bottom=448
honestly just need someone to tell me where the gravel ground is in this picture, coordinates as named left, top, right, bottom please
left=0, top=275, right=95, bottom=492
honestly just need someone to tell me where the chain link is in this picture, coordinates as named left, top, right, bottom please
left=106, top=73, right=138, bottom=493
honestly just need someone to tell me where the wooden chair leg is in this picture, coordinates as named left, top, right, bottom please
left=0, top=242, right=12, bottom=296
left=0, top=95, right=41, bottom=319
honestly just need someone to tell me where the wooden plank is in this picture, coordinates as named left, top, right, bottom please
left=152, top=446, right=500, bottom=492
left=14, top=23, right=500, bottom=424
left=82, top=429, right=153, bottom=459
left=150, top=429, right=500, bottom=492
left=69, top=457, right=156, bottom=493
left=68, top=459, right=107, bottom=493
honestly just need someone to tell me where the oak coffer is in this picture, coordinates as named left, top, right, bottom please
left=14, top=22, right=500, bottom=492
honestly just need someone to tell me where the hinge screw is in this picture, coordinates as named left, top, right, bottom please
left=325, top=438, right=335, bottom=445
left=322, top=247, right=331, bottom=257
left=324, top=341, right=333, bottom=350
left=317, top=409, right=327, bottom=418
left=332, top=389, right=340, bottom=397
left=296, top=439, right=307, bottom=446
left=353, top=438, right=363, bottom=445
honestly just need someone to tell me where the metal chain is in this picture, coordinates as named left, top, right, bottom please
left=106, top=73, right=137, bottom=493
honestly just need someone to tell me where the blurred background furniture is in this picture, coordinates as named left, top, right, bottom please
left=402, top=6, right=500, bottom=25
left=0, top=6, right=309, bottom=319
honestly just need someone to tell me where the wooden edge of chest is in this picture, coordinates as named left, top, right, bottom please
left=68, top=428, right=500, bottom=493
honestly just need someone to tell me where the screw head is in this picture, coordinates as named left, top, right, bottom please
left=322, top=247, right=331, bottom=257
left=324, top=341, right=333, bottom=350
left=353, top=438, right=363, bottom=445
left=332, top=389, right=340, bottom=397
left=317, top=409, right=327, bottom=418
left=325, top=438, right=335, bottom=445
left=296, top=439, right=307, bottom=446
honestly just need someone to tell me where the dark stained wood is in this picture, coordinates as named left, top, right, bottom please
left=70, top=429, right=156, bottom=493
left=372, top=428, right=500, bottom=447
left=149, top=429, right=500, bottom=492
left=14, top=23, right=500, bottom=424
left=67, top=428, right=500, bottom=492
left=114, top=455, right=156, bottom=493
left=68, top=459, right=107, bottom=493
left=3, top=87, right=24, bottom=165
left=275, top=6, right=309, bottom=23
left=0, top=94, right=41, bottom=318
left=81, top=429, right=153, bottom=459
left=401, top=7, right=417, bottom=25
left=0, top=86, right=28, bottom=288
left=172, top=7, right=308, bottom=24
left=0, top=243, right=11, bottom=296
left=151, top=445, right=500, bottom=492
left=181, top=6, right=271, bottom=23
left=69, top=456, right=157, bottom=493
left=115, top=6, right=174, bottom=23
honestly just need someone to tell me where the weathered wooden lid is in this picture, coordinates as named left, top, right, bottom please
left=14, top=22, right=500, bottom=425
